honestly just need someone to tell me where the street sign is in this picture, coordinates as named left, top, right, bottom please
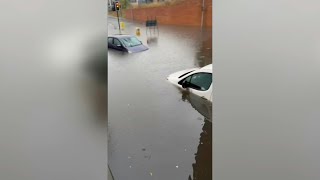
left=146, top=20, right=157, bottom=27
left=146, top=17, right=159, bottom=37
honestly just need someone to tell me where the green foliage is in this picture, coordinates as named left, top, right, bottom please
left=120, top=0, right=131, bottom=9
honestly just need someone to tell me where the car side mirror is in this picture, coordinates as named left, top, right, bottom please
left=182, top=81, right=190, bottom=88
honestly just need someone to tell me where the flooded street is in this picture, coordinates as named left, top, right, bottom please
left=108, top=17, right=212, bottom=179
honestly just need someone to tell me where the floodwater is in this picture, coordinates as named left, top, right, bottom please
left=108, top=17, right=212, bottom=179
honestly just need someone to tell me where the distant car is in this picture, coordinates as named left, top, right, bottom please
left=167, top=64, right=213, bottom=102
left=108, top=34, right=149, bottom=53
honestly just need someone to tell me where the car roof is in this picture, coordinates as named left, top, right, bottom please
left=200, top=64, right=212, bottom=70
left=109, top=34, right=135, bottom=39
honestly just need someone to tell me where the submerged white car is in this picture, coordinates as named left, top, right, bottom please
left=167, top=64, right=213, bottom=102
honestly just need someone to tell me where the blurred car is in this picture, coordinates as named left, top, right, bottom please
left=167, top=64, right=213, bottom=102
left=108, top=34, right=148, bottom=53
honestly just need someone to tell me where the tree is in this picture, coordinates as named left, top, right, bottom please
left=120, top=0, right=131, bottom=9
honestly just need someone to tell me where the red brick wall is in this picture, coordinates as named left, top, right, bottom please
left=123, top=0, right=212, bottom=27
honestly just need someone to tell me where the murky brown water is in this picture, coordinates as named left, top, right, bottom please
left=108, top=17, right=212, bottom=179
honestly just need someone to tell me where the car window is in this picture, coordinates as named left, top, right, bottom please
left=114, top=38, right=121, bottom=46
left=189, top=73, right=212, bottom=91
left=108, top=37, right=113, bottom=44
left=120, top=37, right=142, bottom=47
left=184, top=73, right=212, bottom=91
left=182, top=75, right=192, bottom=84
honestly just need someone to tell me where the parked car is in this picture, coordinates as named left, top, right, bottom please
left=167, top=64, right=213, bottom=102
left=108, top=34, right=148, bottom=53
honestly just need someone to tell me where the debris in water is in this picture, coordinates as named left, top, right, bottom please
left=128, top=156, right=131, bottom=159
left=150, top=172, right=153, bottom=176
left=176, top=165, right=179, bottom=168
left=142, top=147, right=146, bottom=151
left=184, top=149, right=187, bottom=152
left=129, top=165, right=132, bottom=168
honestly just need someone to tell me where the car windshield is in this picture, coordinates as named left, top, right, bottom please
left=120, top=37, right=142, bottom=47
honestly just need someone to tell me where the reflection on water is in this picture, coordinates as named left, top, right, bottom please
left=181, top=92, right=212, bottom=180
left=196, top=28, right=212, bottom=67
left=146, top=37, right=158, bottom=45
left=180, top=89, right=212, bottom=121
left=192, top=118, right=212, bottom=180
left=181, top=91, right=212, bottom=180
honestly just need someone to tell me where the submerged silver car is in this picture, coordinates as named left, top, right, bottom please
left=108, top=34, right=149, bottom=53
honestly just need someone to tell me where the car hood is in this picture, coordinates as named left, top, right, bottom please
left=167, top=67, right=199, bottom=84
left=126, top=44, right=149, bottom=53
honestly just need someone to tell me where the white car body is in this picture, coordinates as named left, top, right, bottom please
left=167, top=64, right=213, bottom=102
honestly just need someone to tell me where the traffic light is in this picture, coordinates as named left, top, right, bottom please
left=115, top=2, right=121, bottom=11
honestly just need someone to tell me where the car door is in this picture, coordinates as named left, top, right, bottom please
left=113, top=38, right=124, bottom=51
left=182, top=72, right=212, bottom=101
left=108, top=37, right=114, bottom=49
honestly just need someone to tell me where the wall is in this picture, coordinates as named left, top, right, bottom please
left=123, top=0, right=212, bottom=27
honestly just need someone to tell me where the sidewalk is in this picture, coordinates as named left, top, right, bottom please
left=108, top=15, right=129, bottom=23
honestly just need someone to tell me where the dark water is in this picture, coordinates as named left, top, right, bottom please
left=108, top=17, right=212, bottom=179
